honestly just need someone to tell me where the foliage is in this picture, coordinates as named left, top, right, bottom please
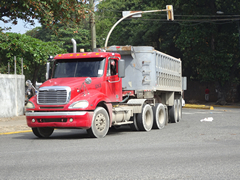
left=174, top=0, right=240, bottom=98
left=25, top=26, right=53, bottom=42
left=50, top=26, right=91, bottom=52
left=0, top=32, right=67, bottom=84
left=96, top=0, right=179, bottom=53
left=0, top=0, right=89, bottom=31
left=26, top=23, right=91, bottom=52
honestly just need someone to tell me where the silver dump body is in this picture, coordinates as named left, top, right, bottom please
left=106, top=46, right=182, bottom=92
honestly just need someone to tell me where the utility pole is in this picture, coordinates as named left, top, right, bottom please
left=90, top=0, right=96, bottom=51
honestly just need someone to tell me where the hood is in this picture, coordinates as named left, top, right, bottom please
left=40, top=77, right=103, bottom=95
left=42, top=77, right=87, bottom=88
left=39, top=77, right=104, bottom=103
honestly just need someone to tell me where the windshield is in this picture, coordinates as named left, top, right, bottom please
left=52, top=58, right=105, bottom=78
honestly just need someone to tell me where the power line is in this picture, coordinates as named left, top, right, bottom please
left=96, top=16, right=240, bottom=27
left=98, top=8, right=240, bottom=18
left=97, top=15, right=240, bottom=23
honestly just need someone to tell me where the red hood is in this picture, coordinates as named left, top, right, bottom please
left=41, top=77, right=87, bottom=88
left=40, top=77, right=103, bottom=96
left=39, top=77, right=106, bottom=104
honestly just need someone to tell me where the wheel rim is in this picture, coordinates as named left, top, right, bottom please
left=145, top=109, right=152, bottom=127
left=174, top=100, right=178, bottom=121
left=95, top=113, right=106, bottom=132
left=178, top=99, right=182, bottom=122
left=158, top=108, right=165, bottom=125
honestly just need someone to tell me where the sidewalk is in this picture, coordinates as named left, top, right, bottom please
left=0, top=115, right=31, bottom=134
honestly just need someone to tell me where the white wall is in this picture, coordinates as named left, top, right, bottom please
left=0, top=74, right=25, bottom=118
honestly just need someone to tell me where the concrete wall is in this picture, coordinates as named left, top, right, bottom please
left=0, top=74, right=25, bottom=118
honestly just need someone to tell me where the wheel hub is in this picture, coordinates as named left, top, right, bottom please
left=95, top=113, right=106, bottom=132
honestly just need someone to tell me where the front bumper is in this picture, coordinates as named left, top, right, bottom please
left=26, top=111, right=93, bottom=129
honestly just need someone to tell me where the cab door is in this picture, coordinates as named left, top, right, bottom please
left=105, top=59, right=122, bottom=102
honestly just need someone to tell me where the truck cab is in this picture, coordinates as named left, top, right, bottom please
left=26, top=51, right=125, bottom=138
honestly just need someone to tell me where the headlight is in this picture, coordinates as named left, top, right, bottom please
left=26, top=101, right=35, bottom=109
left=69, top=100, right=89, bottom=109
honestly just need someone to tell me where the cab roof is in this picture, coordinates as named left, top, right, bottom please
left=54, top=52, right=120, bottom=60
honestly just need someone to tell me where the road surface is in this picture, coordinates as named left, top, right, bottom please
left=0, top=107, right=239, bottom=179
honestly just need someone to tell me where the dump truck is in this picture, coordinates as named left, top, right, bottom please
left=25, top=45, right=182, bottom=138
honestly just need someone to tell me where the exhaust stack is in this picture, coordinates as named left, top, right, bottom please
left=71, top=38, right=77, bottom=53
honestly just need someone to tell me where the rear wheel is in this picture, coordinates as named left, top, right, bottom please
left=32, top=127, right=54, bottom=138
left=136, top=104, right=153, bottom=131
left=152, top=103, right=166, bottom=129
left=177, top=98, right=182, bottom=122
left=169, top=99, right=178, bottom=123
left=87, top=107, right=109, bottom=138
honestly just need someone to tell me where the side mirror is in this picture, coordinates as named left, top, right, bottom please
left=85, top=77, right=92, bottom=84
left=26, top=80, right=32, bottom=87
left=118, top=59, right=125, bottom=78
left=46, top=62, right=50, bottom=80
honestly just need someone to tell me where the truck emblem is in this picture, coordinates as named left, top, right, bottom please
left=48, top=89, right=57, bottom=91
left=95, top=83, right=101, bottom=89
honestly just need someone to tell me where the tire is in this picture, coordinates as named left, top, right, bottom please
left=32, top=127, right=54, bottom=138
left=169, top=99, right=178, bottom=123
left=165, top=106, right=169, bottom=126
left=87, top=107, right=109, bottom=138
left=136, top=104, right=153, bottom=131
left=32, top=128, right=42, bottom=138
left=152, top=103, right=166, bottom=129
left=129, top=114, right=139, bottom=131
left=177, top=99, right=182, bottom=122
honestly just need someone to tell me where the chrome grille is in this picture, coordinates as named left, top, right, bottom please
left=37, top=86, right=71, bottom=105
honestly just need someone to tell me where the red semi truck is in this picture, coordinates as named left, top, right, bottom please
left=25, top=46, right=182, bottom=138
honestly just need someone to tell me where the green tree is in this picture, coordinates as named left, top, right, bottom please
left=25, top=26, right=54, bottom=42
left=96, top=0, right=179, bottom=53
left=174, top=0, right=240, bottom=103
left=51, top=27, right=91, bottom=52
left=0, top=0, right=89, bottom=31
left=0, top=32, right=67, bottom=85
left=26, top=23, right=91, bottom=52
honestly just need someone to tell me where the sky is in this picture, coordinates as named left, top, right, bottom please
left=0, top=1, right=102, bottom=34
left=0, top=18, right=41, bottom=34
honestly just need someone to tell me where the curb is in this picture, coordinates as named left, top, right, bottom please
left=210, top=105, right=240, bottom=109
left=183, top=104, right=214, bottom=110
left=0, top=130, right=32, bottom=135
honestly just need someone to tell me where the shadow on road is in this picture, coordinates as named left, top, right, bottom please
left=12, top=125, right=137, bottom=140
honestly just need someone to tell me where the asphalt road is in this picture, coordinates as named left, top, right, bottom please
left=0, top=107, right=239, bottom=180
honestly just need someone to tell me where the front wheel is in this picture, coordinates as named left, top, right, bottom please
left=87, top=107, right=109, bottom=138
left=32, top=127, right=54, bottom=138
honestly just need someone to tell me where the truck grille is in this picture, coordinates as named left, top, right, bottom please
left=37, top=86, right=71, bottom=105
